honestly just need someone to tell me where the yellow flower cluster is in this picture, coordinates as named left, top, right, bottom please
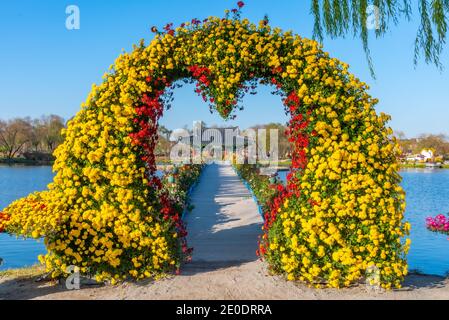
left=2, top=14, right=408, bottom=287
left=264, top=80, right=410, bottom=289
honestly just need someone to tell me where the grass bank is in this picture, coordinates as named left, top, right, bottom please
left=0, top=264, right=45, bottom=279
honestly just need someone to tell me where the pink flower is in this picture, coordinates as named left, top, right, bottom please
left=426, top=213, right=449, bottom=234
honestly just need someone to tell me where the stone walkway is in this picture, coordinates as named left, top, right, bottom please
left=184, top=163, right=263, bottom=265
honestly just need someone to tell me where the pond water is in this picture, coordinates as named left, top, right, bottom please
left=0, top=166, right=53, bottom=270
left=1, top=165, right=449, bottom=276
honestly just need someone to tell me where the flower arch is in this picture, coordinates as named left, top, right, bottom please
left=0, top=5, right=410, bottom=288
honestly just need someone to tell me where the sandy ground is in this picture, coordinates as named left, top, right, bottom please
left=1, top=164, right=449, bottom=300
left=2, top=260, right=449, bottom=300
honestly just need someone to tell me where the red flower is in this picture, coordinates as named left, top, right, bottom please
left=0, top=212, right=10, bottom=233
left=237, top=1, right=245, bottom=8
left=271, top=66, right=283, bottom=74
left=258, top=100, right=315, bottom=260
left=188, top=65, right=211, bottom=78
left=163, top=23, right=173, bottom=31
left=284, top=91, right=300, bottom=112
left=199, top=74, right=210, bottom=86
left=129, top=82, right=196, bottom=266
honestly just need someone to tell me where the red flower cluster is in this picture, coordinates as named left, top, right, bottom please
left=188, top=65, right=213, bottom=103
left=0, top=212, right=10, bottom=233
left=257, top=184, right=292, bottom=257
left=271, top=77, right=282, bottom=89
left=284, top=91, right=300, bottom=113
left=271, top=66, right=283, bottom=74
left=231, top=1, right=245, bottom=13
left=163, top=23, right=173, bottom=31
left=284, top=92, right=310, bottom=174
left=258, top=90, right=314, bottom=258
left=129, top=75, right=192, bottom=259
left=188, top=65, right=211, bottom=86
left=129, top=90, right=164, bottom=170
left=264, top=186, right=289, bottom=229
left=163, top=23, right=175, bottom=36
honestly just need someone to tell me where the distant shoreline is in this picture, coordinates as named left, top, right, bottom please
left=0, top=158, right=53, bottom=166
left=400, top=163, right=449, bottom=169
left=2, top=159, right=449, bottom=170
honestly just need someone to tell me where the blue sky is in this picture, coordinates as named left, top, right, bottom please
left=0, top=0, right=448, bottom=137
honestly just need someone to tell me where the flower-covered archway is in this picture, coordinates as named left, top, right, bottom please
left=0, top=4, right=410, bottom=288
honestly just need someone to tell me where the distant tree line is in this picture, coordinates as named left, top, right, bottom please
left=396, top=131, right=449, bottom=159
left=156, top=125, right=172, bottom=157
left=0, top=115, right=65, bottom=159
left=248, top=123, right=290, bottom=159
left=155, top=122, right=291, bottom=160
